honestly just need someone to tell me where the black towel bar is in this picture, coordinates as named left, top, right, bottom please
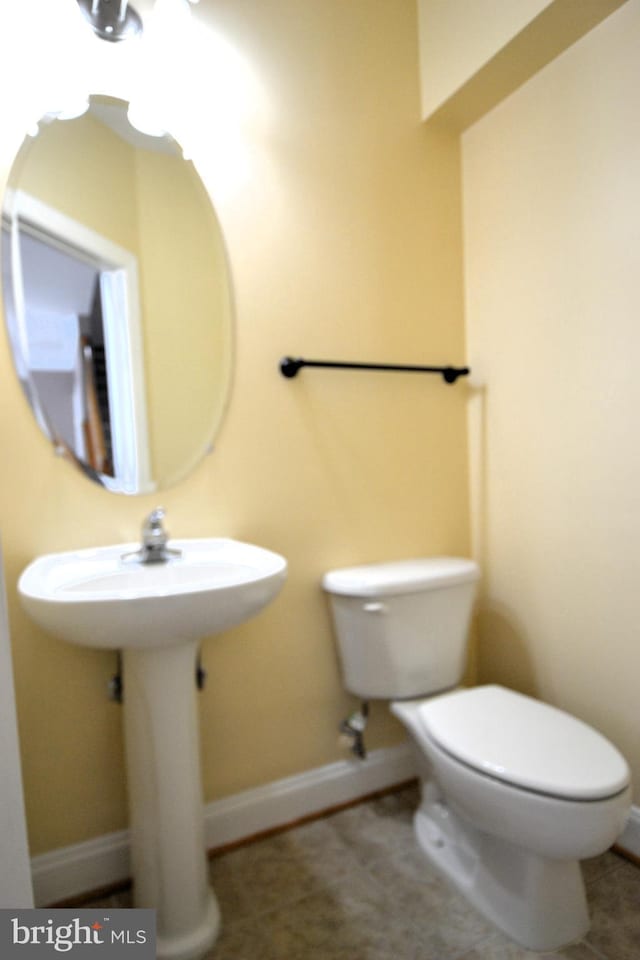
left=279, top=356, right=470, bottom=384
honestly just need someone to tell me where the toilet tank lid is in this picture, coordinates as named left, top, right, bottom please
left=322, top=557, right=479, bottom=597
left=418, top=685, right=630, bottom=801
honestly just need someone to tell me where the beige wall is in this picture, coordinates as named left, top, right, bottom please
left=13, top=113, right=139, bottom=252
left=463, top=1, right=640, bottom=801
left=0, top=0, right=469, bottom=855
left=134, top=149, right=232, bottom=486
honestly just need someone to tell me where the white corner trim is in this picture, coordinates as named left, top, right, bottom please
left=31, top=742, right=417, bottom=906
left=617, top=804, right=640, bottom=861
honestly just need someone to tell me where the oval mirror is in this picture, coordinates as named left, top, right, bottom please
left=1, top=95, right=233, bottom=494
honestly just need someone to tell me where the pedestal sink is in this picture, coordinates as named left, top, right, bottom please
left=19, top=537, right=287, bottom=960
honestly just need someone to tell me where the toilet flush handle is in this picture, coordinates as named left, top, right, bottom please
left=363, top=601, right=388, bottom=614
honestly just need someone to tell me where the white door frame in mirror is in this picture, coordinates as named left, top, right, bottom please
left=7, top=189, right=152, bottom=493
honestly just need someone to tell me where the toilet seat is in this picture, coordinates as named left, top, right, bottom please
left=417, top=685, right=629, bottom=801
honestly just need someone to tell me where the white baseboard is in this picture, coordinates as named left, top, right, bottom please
left=31, top=830, right=130, bottom=909
left=617, top=804, right=640, bottom=860
left=32, top=745, right=637, bottom=908
left=31, top=742, right=417, bottom=907
left=201, top=740, right=416, bottom=849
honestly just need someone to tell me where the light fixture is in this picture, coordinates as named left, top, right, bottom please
left=71, top=0, right=198, bottom=139
left=75, top=0, right=143, bottom=43
left=74, top=0, right=200, bottom=43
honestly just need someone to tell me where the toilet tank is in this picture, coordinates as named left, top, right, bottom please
left=322, top=558, right=479, bottom=700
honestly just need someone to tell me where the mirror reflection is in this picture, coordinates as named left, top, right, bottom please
left=1, top=95, right=233, bottom=494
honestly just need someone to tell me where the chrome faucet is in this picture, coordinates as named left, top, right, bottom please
left=122, top=508, right=182, bottom=564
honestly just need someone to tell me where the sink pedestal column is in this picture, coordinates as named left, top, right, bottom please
left=122, top=639, right=219, bottom=960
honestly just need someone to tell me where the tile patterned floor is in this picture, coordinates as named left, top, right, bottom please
left=95, top=784, right=640, bottom=959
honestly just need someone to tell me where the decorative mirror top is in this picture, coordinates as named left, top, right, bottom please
left=1, top=95, right=233, bottom=494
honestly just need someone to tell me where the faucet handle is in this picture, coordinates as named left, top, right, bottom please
left=144, top=506, right=165, bottom=526
left=142, top=507, right=168, bottom=544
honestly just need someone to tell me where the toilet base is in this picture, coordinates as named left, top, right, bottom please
left=414, top=796, right=590, bottom=952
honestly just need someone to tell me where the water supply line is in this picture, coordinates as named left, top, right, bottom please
left=108, top=652, right=124, bottom=702
left=340, top=702, right=369, bottom=759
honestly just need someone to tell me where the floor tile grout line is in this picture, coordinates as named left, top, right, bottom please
left=582, top=938, right=610, bottom=960
left=584, top=859, right=629, bottom=887
left=449, top=931, right=498, bottom=960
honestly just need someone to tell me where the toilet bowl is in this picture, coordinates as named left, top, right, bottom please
left=322, top=558, right=632, bottom=952
left=392, top=686, right=631, bottom=951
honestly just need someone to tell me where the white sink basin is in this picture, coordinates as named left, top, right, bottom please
left=19, top=534, right=287, bottom=959
left=19, top=537, right=287, bottom=649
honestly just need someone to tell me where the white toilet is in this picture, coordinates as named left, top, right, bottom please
left=322, top=557, right=631, bottom=952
